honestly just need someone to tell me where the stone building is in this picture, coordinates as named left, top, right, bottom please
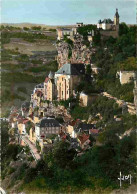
left=35, top=117, right=61, bottom=141
left=57, top=27, right=77, bottom=40
left=44, top=72, right=56, bottom=101
left=117, top=71, right=135, bottom=85
left=55, top=63, right=85, bottom=101
left=79, top=92, right=98, bottom=107
left=97, top=9, right=119, bottom=31
left=97, top=9, right=120, bottom=38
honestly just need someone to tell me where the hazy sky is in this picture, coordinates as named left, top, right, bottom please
left=1, top=0, right=136, bottom=25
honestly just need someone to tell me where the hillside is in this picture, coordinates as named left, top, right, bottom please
left=1, top=25, right=58, bottom=116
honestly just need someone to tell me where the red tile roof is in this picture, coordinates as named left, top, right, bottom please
left=69, top=119, right=81, bottom=126
left=89, top=129, right=99, bottom=134
left=45, top=77, right=49, bottom=83
left=22, top=119, right=30, bottom=124
left=78, top=134, right=90, bottom=144
left=59, top=131, right=67, bottom=140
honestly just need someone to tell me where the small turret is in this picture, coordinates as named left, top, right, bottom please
left=48, top=71, right=55, bottom=79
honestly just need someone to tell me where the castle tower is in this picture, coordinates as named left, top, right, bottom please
left=114, top=8, right=119, bottom=32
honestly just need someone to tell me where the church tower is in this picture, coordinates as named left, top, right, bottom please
left=114, top=8, right=119, bottom=32
left=114, top=8, right=119, bottom=25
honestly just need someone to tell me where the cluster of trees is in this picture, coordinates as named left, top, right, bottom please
left=0, top=25, right=21, bottom=31
left=14, top=121, right=136, bottom=192
left=1, top=121, right=23, bottom=180
left=77, top=24, right=101, bottom=46
left=90, top=23, right=136, bottom=102
left=26, top=60, right=58, bottom=73
left=1, top=31, right=55, bottom=44
left=117, top=57, right=136, bottom=71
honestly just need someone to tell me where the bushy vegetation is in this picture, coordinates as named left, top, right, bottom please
left=91, top=23, right=136, bottom=102
left=17, top=87, right=28, bottom=94
left=77, top=24, right=101, bottom=46
left=19, top=124, right=136, bottom=193
left=26, top=60, right=58, bottom=73
left=1, top=121, right=23, bottom=179
left=1, top=31, right=55, bottom=44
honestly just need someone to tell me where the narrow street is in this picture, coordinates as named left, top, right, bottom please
left=21, top=135, right=41, bottom=161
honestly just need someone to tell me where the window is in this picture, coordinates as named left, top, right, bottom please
left=62, top=91, right=63, bottom=96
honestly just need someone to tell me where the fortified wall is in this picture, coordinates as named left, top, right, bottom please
left=100, top=30, right=119, bottom=39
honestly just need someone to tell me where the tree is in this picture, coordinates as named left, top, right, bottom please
left=86, top=64, right=92, bottom=76
left=52, top=141, right=76, bottom=169
left=119, top=23, right=129, bottom=36
left=23, top=27, right=29, bottom=31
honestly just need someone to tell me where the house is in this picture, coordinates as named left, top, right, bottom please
left=91, top=64, right=101, bottom=74
left=87, top=30, right=94, bottom=42
left=89, top=129, right=99, bottom=136
left=21, top=102, right=30, bottom=116
left=44, top=72, right=57, bottom=101
left=44, top=77, right=50, bottom=100
left=116, top=71, right=135, bottom=85
left=67, top=120, right=97, bottom=138
left=9, top=112, right=19, bottom=129
left=79, top=92, right=98, bottom=107
left=46, top=72, right=56, bottom=101
left=75, top=123, right=97, bottom=135
left=58, top=131, right=67, bottom=141
left=77, top=134, right=90, bottom=150
left=35, top=117, right=61, bottom=141
left=38, top=138, right=53, bottom=153
left=17, top=118, right=30, bottom=135
left=57, top=27, right=77, bottom=40
left=66, top=119, right=81, bottom=137
left=29, top=127, right=36, bottom=144
left=32, top=90, right=44, bottom=108
left=34, top=83, right=44, bottom=94
left=55, top=63, right=85, bottom=101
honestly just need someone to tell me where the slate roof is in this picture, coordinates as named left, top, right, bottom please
left=98, top=18, right=114, bottom=24
left=56, top=63, right=85, bottom=75
left=35, top=83, right=44, bottom=89
left=37, top=118, right=60, bottom=128
left=76, top=123, right=96, bottom=131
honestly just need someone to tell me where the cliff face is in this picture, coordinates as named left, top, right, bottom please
left=56, top=42, right=70, bottom=68
left=71, top=34, right=91, bottom=64
left=56, top=35, right=93, bottom=68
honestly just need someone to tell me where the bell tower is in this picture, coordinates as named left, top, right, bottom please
left=114, top=8, right=119, bottom=25
left=114, top=8, right=119, bottom=33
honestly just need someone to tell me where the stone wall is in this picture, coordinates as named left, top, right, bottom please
left=100, top=30, right=119, bottom=39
